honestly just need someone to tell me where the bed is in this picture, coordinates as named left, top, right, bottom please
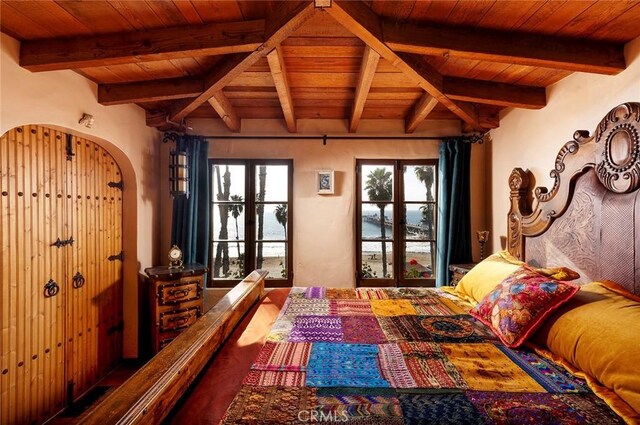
left=85, top=104, right=640, bottom=424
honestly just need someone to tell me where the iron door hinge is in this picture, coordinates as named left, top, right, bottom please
left=66, top=134, right=75, bottom=161
left=108, top=251, right=124, bottom=262
left=107, top=181, right=124, bottom=190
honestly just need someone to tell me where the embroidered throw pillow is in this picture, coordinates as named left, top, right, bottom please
left=470, top=266, right=579, bottom=348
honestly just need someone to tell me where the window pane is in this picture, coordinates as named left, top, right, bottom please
left=362, top=204, right=393, bottom=240
left=404, top=204, right=435, bottom=240
left=404, top=242, right=435, bottom=279
left=255, top=242, right=287, bottom=279
left=361, top=165, right=393, bottom=202
left=255, top=165, right=289, bottom=202
left=212, top=164, right=245, bottom=202
left=361, top=241, right=394, bottom=278
left=213, top=203, right=245, bottom=241
left=256, top=203, right=288, bottom=241
left=211, top=241, right=245, bottom=279
left=404, top=165, right=436, bottom=202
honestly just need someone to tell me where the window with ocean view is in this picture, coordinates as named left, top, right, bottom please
left=356, top=159, right=437, bottom=287
left=209, top=159, right=292, bottom=287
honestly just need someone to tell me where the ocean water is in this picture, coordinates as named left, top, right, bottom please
left=214, top=208, right=433, bottom=257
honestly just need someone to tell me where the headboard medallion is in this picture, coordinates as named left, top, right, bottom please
left=507, top=102, right=640, bottom=295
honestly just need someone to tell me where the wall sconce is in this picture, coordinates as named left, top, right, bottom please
left=78, top=113, right=94, bottom=128
left=477, top=230, right=490, bottom=261
left=169, top=150, right=189, bottom=198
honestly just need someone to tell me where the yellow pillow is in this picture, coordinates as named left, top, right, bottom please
left=533, top=281, right=640, bottom=414
left=446, top=251, right=581, bottom=305
left=448, top=251, right=523, bottom=304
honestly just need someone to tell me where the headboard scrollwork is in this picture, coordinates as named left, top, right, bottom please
left=507, top=103, right=640, bottom=295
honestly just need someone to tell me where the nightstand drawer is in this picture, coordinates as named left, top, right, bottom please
left=159, top=306, right=201, bottom=332
left=157, top=279, right=202, bottom=305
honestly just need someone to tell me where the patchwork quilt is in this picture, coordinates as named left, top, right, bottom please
left=221, top=287, right=623, bottom=424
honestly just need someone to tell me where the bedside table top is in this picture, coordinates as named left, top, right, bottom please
left=449, top=263, right=478, bottom=274
left=145, top=263, right=208, bottom=279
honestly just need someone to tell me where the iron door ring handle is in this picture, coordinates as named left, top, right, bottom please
left=72, top=272, right=85, bottom=289
left=44, top=279, right=59, bottom=297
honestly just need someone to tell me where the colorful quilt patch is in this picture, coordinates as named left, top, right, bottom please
left=378, top=315, right=432, bottom=342
left=305, top=286, right=326, bottom=299
left=398, top=393, right=486, bottom=425
left=441, top=343, right=545, bottom=392
left=220, top=386, right=317, bottom=425
left=316, top=392, right=404, bottom=424
left=378, top=343, right=417, bottom=388
left=289, top=315, right=343, bottom=343
left=496, top=345, right=590, bottom=393
left=283, top=298, right=330, bottom=316
left=342, top=315, right=387, bottom=344
left=306, top=343, right=390, bottom=387
left=371, top=299, right=418, bottom=316
left=411, top=297, right=458, bottom=315
left=466, top=391, right=624, bottom=425
left=385, top=287, right=437, bottom=299
left=266, top=313, right=294, bottom=342
left=326, top=288, right=358, bottom=299
left=252, top=341, right=311, bottom=372
left=329, top=299, right=374, bottom=316
left=419, top=315, right=495, bottom=343
left=356, top=288, right=390, bottom=300
left=243, top=370, right=306, bottom=387
left=399, top=342, right=468, bottom=389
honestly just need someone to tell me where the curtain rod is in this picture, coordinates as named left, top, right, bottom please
left=163, top=132, right=487, bottom=145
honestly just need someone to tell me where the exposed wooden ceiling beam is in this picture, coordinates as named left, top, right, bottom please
left=443, top=77, right=546, bottom=109
left=98, top=77, right=204, bottom=106
left=350, top=46, right=380, bottom=132
left=383, top=21, right=626, bottom=75
left=405, top=94, right=439, bottom=133
left=208, top=92, right=241, bottom=132
left=325, top=1, right=487, bottom=130
left=167, top=1, right=316, bottom=125
left=20, top=20, right=265, bottom=72
left=267, top=45, right=297, bottom=132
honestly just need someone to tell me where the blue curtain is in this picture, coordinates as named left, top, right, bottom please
left=171, top=135, right=210, bottom=269
left=436, top=138, right=472, bottom=286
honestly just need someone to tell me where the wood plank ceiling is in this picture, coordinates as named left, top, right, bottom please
left=2, top=0, right=640, bottom=133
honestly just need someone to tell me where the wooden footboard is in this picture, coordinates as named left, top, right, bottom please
left=82, top=270, right=267, bottom=425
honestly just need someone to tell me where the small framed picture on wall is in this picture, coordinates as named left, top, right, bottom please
left=316, top=170, right=334, bottom=195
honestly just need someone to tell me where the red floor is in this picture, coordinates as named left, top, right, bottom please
left=166, top=289, right=290, bottom=425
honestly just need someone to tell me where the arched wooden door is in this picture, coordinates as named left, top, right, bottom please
left=1, top=125, right=123, bottom=424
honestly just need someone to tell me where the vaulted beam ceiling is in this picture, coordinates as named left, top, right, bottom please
left=267, top=45, right=297, bottom=133
left=350, top=46, right=380, bottom=133
left=20, top=20, right=265, bottom=72
left=208, top=92, right=241, bottom=132
left=167, top=1, right=316, bottom=125
left=383, top=21, right=626, bottom=76
left=324, top=1, right=486, bottom=129
left=98, top=77, right=204, bottom=106
left=405, top=94, right=438, bottom=133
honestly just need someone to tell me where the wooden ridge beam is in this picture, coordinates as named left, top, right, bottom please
left=267, top=45, right=297, bottom=132
left=208, top=91, right=241, bottom=132
left=350, top=46, right=380, bottom=132
left=443, top=77, right=546, bottom=109
left=167, top=1, right=316, bottom=125
left=20, top=20, right=265, bottom=72
left=383, top=21, right=626, bottom=76
left=98, top=77, right=204, bottom=105
left=325, top=0, right=484, bottom=130
left=405, top=94, right=439, bottom=133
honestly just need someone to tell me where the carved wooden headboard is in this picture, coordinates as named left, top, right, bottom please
left=507, top=102, right=640, bottom=295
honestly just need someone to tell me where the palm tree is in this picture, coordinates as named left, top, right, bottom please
left=229, top=194, right=244, bottom=259
left=214, top=165, right=231, bottom=277
left=256, top=165, right=267, bottom=269
left=414, top=166, right=435, bottom=201
left=274, top=204, right=288, bottom=278
left=365, top=167, right=392, bottom=278
left=415, top=166, right=436, bottom=273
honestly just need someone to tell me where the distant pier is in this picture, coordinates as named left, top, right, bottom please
left=363, top=214, right=430, bottom=236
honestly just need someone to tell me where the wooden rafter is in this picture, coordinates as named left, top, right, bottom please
left=208, top=92, right=241, bottom=132
left=350, top=46, right=380, bottom=133
left=20, top=20, right=265, bottom=72
left=405, top=94, right=439, bottom=133
left=325, top=0, right=487, bottom=130
left=267, top=45, right=297, bottom=132
left=98, top=77, right=204, bottom=105
left=443, top=77, right=546, bottom=109
left=167, top=1, right=317, bottom=125
left=383, top=21, right=626, bottom=76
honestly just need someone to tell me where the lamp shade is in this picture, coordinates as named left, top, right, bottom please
left=169, top=150, right=189, bottom=198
